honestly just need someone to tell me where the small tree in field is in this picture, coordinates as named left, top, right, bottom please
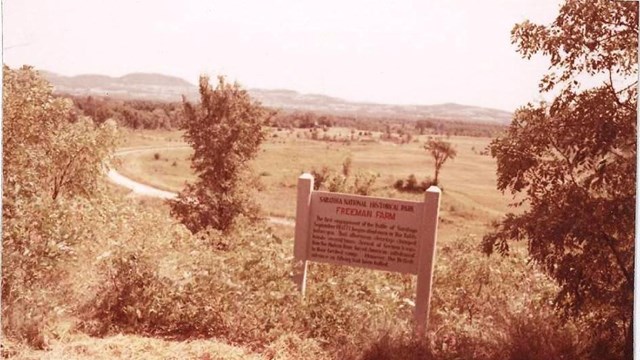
left=424, top=139, right=456, bottom=185
left=169, top=76, right=270, bottom=233
left=482, top=1, right=637, bottom=357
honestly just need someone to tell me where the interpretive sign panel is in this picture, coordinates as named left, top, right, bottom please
left=308, top=191, right=422, bottom=274
left=292, top=173, right=442, bottom=336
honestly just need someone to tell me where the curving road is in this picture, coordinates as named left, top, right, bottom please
left=108, top=146, right=295, bottom=226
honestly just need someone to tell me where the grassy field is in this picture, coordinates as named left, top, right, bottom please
left=115, top=127, right=517, bottom=245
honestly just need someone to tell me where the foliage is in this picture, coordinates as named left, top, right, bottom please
left=342, top=156, right=353, bottom=177
left=482, top=1, right=637, bottom=358
left=79, top=213, right=582, bottom=359
left=269, top=110, right=506, bottom=138
left=424, top=139, right=457, bottom=185
left=415, top=120, right=435, bottom=135
left=394, top=174, right=433, bottom=193
left=351, top=172, right=378, bottom=196
left=326, top=173, right=349, bottom=193
left=2, top=65, right=117, bottom=348
left=311, top=159, right=378, bottom=196
left=169, top=76, right=271, bottom=233
left=69, top=94, right=507, bottom=137
left=311, top=166, right=331, bottom=190
left=69, top=95, right=185, bottom=129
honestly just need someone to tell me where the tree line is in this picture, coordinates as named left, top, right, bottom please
left=64, top=94, right=186, bottom=129
left=62, top=93, right=505, bottom=137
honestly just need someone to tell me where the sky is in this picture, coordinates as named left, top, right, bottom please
left=3, top=0, right=563, bottom=112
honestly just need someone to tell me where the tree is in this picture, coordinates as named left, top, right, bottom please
left=415, top=119, right=434, bottom=135
left=482, top=1, right=637, bottom=358
left=3, top=65, right=117, bottom=346
left=424, top=139, right=456, bottom=185
left=169, top=76, right=271, bottom=233
left=3, top=66, right=117, bottom=211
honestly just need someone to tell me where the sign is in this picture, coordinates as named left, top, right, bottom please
left=292, top=173, right=441, bottom=336
left=308, top=191, right=422, bottom=274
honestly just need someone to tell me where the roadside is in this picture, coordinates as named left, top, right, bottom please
left=108, top=146, right=295, bottom=226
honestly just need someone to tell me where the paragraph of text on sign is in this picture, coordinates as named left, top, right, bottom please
left=308, top=192, right=422, bottom=274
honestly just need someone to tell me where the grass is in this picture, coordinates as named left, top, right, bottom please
left=116, top=129, right=513, bottom=213
left=3, top=333, right=261, bottom=360
left=114, top=128, right=517, bottom=244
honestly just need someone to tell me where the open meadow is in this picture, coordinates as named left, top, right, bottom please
left=115, top=128, right=518, bottom=244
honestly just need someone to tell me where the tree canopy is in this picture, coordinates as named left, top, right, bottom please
left=3, top=66, right=117, bottom=211
left=482, top=1, right=637, bottom=358
left=169, top=76, right=271, bottom=233
left=424, top=139, right=457, bottom=185
left=2, top=65, right=117, bottom=346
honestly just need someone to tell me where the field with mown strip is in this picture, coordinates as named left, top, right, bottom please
left=115, top=128, right=519, bottom=245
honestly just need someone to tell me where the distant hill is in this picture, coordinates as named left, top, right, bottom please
left=41, top=70, right=512, bottom=124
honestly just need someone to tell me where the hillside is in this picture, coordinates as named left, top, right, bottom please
left=41, top=70, right=512, bottom=124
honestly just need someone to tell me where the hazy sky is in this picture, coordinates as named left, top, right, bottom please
left=3, top=0, right=563, bottom=111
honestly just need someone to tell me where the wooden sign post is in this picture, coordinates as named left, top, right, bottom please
left=292, top=173, right=441, bottom=336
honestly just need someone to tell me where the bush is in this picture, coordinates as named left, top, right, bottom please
left=342, top=156, right=353, bottom=177
left=78, top=212, right=419, bottom=355
left=406, top=174, right=418, bottom=190
left=394, top=174, right=432, bottom=193
left=351, top=172, right=378, bottom=196
left=312, top=161, right=377, bottom=196
left=420, top=178, right=434, bottom=191
left=327, top=173, right=348, bottom=193
left=153, top=152, right=161, bottom=160
left=310, top=166, right=331, bottom=190
left=504, top=311, right=580, bottom=360
left=21, top=195, right=578, bottom=359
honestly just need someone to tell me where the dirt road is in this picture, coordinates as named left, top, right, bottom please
left=108, top=146, right=295, bottom=226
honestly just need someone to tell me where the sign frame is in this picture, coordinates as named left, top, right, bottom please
left=293, top=173, right=441, bottom=336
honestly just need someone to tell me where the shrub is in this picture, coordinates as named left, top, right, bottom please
left=327, top=173, right=348, bottom=193
left=406, top=174, right=418, bottom=190
left=310, top=166, right=331, bottom=190
left=420, top=177, right=434, bottom=190
left=342, top=156, right=353, bottom=177
left=393, top=174, right=432, bottom=193
left=393, top=179, right=404, bottom=190
left=351, top=172, right=377, bottom=196
left=504, top=311, right=580, bottom=360
left=153, top=152, right=161, bottom=160
left=71, top=200, right=580, bottom=359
